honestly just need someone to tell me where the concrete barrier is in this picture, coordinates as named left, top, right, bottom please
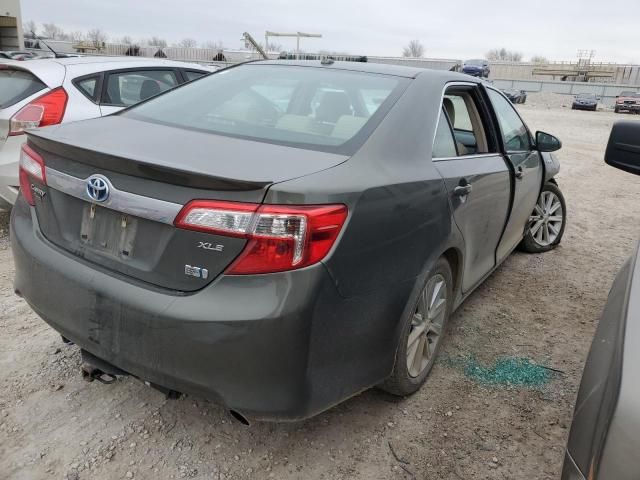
left=492, top=78, right=640, bottom=106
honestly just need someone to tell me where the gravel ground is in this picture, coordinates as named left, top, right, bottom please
left=1, top=106, right=640, bottom=480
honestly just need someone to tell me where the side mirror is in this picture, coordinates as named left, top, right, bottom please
left=536, top=131, right=562, bottom=152
left=605, top=121, right=640, bottom=175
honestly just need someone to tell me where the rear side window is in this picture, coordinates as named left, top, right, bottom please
left=103, top=70, right=178, bottom=106
left=443, top=89, right=492, bottom=155
left=74, top=75, right=100, bottom=101
left=0, top=69, right=46, bottom=108
left=433, top=109, right=457, bottom=158
left=184, top=70, right=207, bottom=82
left=123, top=64, right=407, bottom=154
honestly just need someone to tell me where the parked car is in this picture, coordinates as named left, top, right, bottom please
left=614, top=91, right=640, bottom=114
left=501, top=88, right=527, bottom=104
left=462, top=59, right=490, bottom=78
left=562, top=121, right=640, bottom=480
left=11, top=61, right=566, bottom=422
left=0, top=51, right=38, bottom=61
left=0, top=56, right=215, bottom=210
left=572, top=93, right=599, bottom=111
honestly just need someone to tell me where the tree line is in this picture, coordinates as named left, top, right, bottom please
left=402, top=40, right=549, bottom=63
left=22, top=20, right=226, bottom=50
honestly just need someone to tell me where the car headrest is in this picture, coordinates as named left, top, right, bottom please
left=140, top=79, right=161, bottom=100
left=443, top=97, right=455, bottom=126
left=316, top=91, right=352, bottom=124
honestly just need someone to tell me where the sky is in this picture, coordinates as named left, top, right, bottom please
left=20, top=0, right=640, bottom=63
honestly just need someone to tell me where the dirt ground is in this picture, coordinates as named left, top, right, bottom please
left=2, top=98, right=640, bottom=480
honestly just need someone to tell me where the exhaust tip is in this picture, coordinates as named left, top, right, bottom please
left=229, top=409, right=250, bottom=426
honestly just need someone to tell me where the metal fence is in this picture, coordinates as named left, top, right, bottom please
left=492, top=78, right=640, bottom=106
left=24, top=39, right=640, bottom=91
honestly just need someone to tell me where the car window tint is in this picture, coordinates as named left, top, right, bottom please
left=250, top=78, right=298, bottom=113
left=433, top=109, right=457, bottom=158
left=184, top=70, right=206, bottom=82
left=0, top=69, right=46, bottom=108
left=443, top=91, right=491, bottom=155
left=445, top=95, right=473, bottom=131
left=104, top=70, right=178, bottom=106
left=488, top=89, right=531, bottom=152
left=75, top=76, right=98, bottom=100
left=123, top=65, right=405, bottom=153
left=360, top=89, right=391, bottom=115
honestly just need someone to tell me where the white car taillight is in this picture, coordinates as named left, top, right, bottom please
left=10, top=87, right=68, bottom=136
left=174, top=200, right=348, bottom=274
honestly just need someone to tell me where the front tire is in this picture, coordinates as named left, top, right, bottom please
left=380, top=258, right=452, bottom=396
left=520, top=182, right=566, bottom=253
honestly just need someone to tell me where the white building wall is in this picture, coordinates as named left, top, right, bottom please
left=0, top=0, right=24, bottom=50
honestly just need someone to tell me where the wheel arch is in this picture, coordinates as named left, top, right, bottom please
left=442, top=247, right=463, bottom=302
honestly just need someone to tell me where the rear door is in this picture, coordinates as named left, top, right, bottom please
left=486, top=88, right=543, bottom=262
left=433, top=83, right=511, bottom=292
left=99, top=68, right=180, bottom=115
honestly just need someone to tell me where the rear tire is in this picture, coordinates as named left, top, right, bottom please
left=520, top=182, right=566, bottom=253
left=380, top=258, right=453, bottom=396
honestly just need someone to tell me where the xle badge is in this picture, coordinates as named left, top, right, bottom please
left=185, top=265, right=209, bottom=279
left=197, top=241, right=224, bottom=252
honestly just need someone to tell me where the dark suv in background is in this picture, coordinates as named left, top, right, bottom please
left=462, top=59, right=490, bottom=78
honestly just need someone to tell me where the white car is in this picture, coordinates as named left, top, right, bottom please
left=0, top=56, right=216, bottom=209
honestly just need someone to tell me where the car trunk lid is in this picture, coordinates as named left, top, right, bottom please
left=26, top=116, right=349, bottom=291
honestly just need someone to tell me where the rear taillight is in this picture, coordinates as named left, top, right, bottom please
left=9, top=87, right=68, bottom=136
left=19, top=144, right=47, bottom=206
left=174, top=200, right=348, bottom=274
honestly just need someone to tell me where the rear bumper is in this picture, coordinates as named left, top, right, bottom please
left=572, top=103, right=597, bottom=110
left=0, top=134, right=23, bottom=210
left=11, top=198, right=407, bottom=420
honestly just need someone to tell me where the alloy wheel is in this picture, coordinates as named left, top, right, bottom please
left=406, top=274, right=447, bottom=378
left=529, top=190, right=564, bottom=247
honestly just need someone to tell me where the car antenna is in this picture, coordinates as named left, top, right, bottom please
left=31, top=31, right=69, bottom=59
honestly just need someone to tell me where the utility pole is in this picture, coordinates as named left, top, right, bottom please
left=241, top=32, right=268, bottom=60
left=265, top=31, right=322, bottom=59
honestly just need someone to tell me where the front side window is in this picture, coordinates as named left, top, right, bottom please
left=488, top=89, right=531, bottom=152
left=123, top=65, right=407, bottom=153
left=104, top=70, right=178, bottom=106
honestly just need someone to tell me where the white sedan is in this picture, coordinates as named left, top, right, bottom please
left=0, top=56, right=215, bottom=209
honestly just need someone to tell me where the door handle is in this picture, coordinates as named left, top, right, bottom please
left=515, top=166, right=525, bottom=179
left=453, top=183, right=473, bottom=197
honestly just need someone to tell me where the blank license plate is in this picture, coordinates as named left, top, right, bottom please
left=80, top=204, right=138, bottom=259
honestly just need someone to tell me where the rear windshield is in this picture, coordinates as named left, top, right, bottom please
left=0, top=69, right=46, bottom=108
left=123, top=64, right=408, bottom=154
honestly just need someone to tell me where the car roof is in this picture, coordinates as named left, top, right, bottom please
left=249, top=60, right=470, bottom=81
left=39, top=56, right=201, bottom=67
left=0, top=56, right=213, bottom=87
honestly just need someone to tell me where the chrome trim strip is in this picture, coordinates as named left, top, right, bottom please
left=432, top=153, right=499, bottom=162
left=45, top=167, right=183, bottom=224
